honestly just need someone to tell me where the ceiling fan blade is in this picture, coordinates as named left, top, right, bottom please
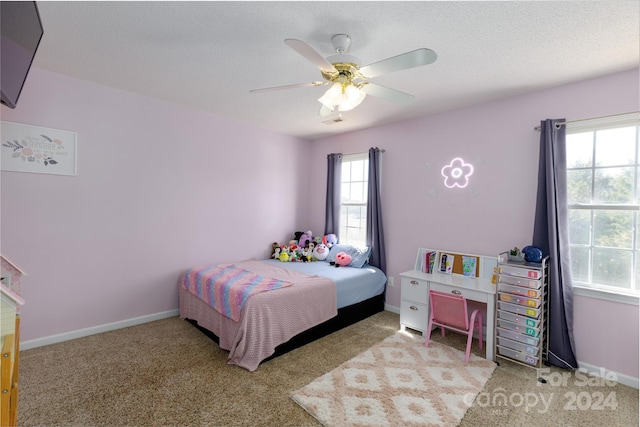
left=360, top=83, right=415, bottom=105
left=359, top=48, right=437, bottom=79
left=285, top=39, right=337, bottom=74
left=250, top=81, right=325, bottom=93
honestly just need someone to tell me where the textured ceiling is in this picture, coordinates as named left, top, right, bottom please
left=32, top=1, right=639, bottom=140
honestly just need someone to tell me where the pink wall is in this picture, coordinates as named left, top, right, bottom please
left=2, top=65, right=638, bottom=380
left=308, top=68, right=639, bottom=379
left=1, top=67, right=310, bottom=342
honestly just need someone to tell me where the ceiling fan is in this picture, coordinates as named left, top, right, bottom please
left=250, top=34, right=437, bottom=116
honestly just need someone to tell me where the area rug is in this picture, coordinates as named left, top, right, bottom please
left=291, top=332, right=496, bottom=426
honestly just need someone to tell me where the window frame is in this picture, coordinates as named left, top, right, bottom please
left=565, top=112, right=640, bottom=306
left=339, top=152, right=369, bottom=248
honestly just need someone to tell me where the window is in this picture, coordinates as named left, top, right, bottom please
left=566, top=114, right=640, bottom=296
left=339, top=153, right=368, bottom=248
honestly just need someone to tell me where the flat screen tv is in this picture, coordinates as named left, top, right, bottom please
left=1, top=1, right=44, bottom=109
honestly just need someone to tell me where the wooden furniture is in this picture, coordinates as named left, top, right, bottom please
left=495, top=252, right=549, bottom=381
left=400, top=248, right=497, bottom=361
left=1, top=285, right=25, bottom=427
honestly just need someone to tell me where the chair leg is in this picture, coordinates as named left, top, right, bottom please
left=477, top=312, right=483, bottom=350
left=425, top=318, right=433, bottom=347
left=464, top=331, right=473, bottom=363
left=465, top=310, right=483, bottom=362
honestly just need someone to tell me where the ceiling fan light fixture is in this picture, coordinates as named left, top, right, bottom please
left=318, top=82, right=343, bottom=108
left=338, top=85, right=366, bottom=111
left=344, top=84, right=365, bottom=103
left=318, top=82, right=366, bottom=112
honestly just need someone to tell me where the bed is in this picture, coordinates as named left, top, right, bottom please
left=178, top=251, right=386, bottom=371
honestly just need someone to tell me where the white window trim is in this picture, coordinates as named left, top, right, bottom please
left=566, top=111, right=640, bottom=302
left=340, top=152, right=369, bottom=248
left=573, top=283, right=640, bottom=306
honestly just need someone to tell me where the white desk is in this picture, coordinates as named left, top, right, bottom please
left=400, top=269, right=496, bottom=361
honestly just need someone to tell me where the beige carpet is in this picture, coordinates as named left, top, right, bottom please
left=291, top=332, right=495, bottom=426
left=18, top=312, right=639, bottom=426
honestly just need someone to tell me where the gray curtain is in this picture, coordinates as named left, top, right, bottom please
left=532, top=119, right=578, bottom=369
left=324, top=153, right=342, bottom=235
left=366, top=147, right=386, bottom=273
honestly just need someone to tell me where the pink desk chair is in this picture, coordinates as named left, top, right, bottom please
left=425, top=289, right=483, bottom=362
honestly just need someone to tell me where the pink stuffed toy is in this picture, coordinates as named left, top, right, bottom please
left=334, top=252, right=352, bottom=267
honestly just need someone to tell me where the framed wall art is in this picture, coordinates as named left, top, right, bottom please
left=1, top=121, right=77, bottom=176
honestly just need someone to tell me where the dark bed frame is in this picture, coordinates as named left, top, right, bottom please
left=186, top=291, right=385, bottom=365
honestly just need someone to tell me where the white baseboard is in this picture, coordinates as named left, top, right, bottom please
left=20, top=309, right=180, bottom=351
left=576, top=360, right=639, bottom=390
left=384, top=304, right=400, bottom=314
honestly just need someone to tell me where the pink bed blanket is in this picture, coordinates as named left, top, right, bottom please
left=179, top=259, right=337, bottom=371
left=183, top=263, right=293, bottom=321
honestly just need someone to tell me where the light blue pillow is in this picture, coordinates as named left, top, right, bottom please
left=326, top=244, right=371, bottom=268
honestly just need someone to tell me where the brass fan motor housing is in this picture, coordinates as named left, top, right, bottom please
left=321, top=62, right=364, bottom=86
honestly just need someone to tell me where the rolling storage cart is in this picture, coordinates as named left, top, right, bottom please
left=494, top=252, right=549, bottom=382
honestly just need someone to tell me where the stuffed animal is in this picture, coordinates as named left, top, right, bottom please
left=313, top=243, right=329, bottom=261
left=273, top=247, right=281, bottom=260
left=298, top=230, right=313, bottom=248
left=334, top=252, right=352, bottom=267
left=270, top=242, right=279, bottom=258
left=322, top=233, right=338, bottom=248
left=279, top=249, right=290, bottom=262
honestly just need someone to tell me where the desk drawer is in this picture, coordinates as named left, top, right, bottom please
left=400, top=300, right=428, bottom=333
left=401, top=276, right=428, bottom=304
left=429, top=282, right=488, bottom=303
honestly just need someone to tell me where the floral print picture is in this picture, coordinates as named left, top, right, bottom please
left=1, top=121, right=76, bottom=175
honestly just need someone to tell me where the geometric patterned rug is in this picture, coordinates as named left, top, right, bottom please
left=291, top=332, right=496, bottom=426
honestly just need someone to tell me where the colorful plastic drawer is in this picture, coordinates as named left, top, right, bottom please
left=497, top=318, right=540, bottom=337
left=497, top=336, right=539, bottom=356
left=498, top=274, right=542, bottom=289
left=498, top=265, right=541, bottom=280
left=499, top=292, right=541, bottom=308
left=498, top=300, right=541, bottom=318
left=496, top=327, right=540, bottom=347
left=497, top=309, right=540, bottom=328
left=498, top=283, right=541, bottom=298
left=497, top=345, right=539, bottom=366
